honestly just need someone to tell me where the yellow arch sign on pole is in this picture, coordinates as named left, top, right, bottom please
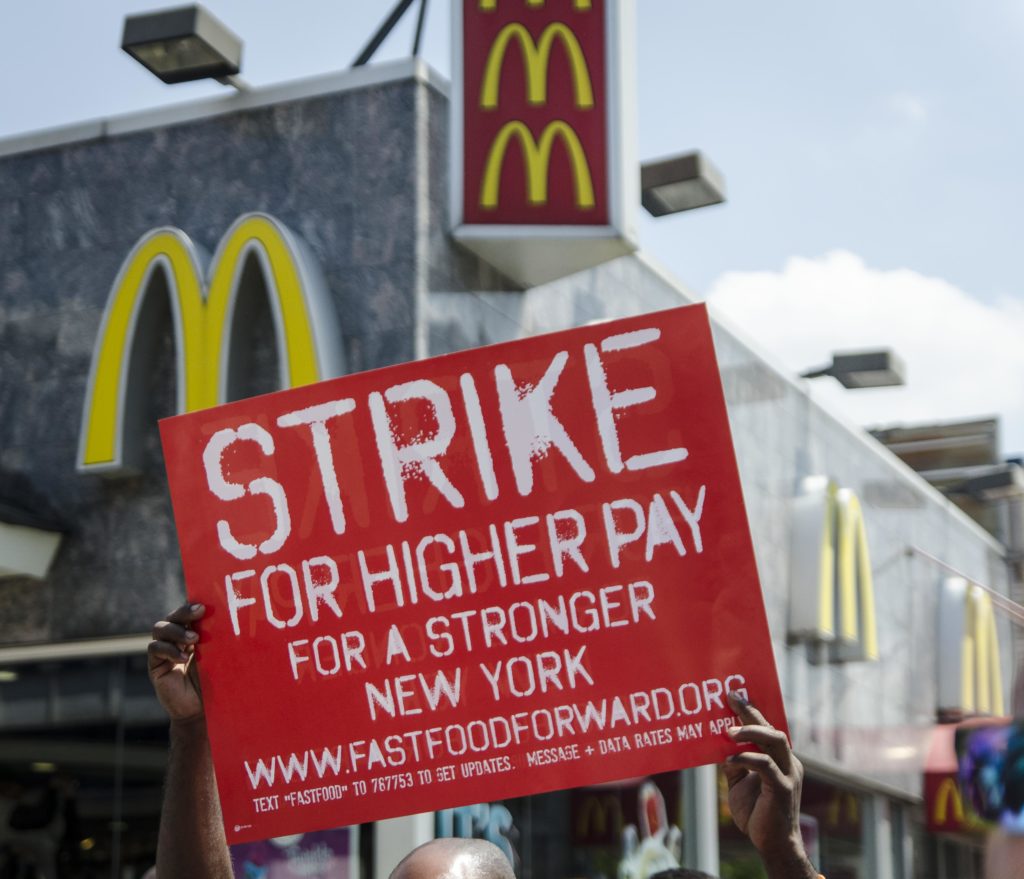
left=78, top=213, right=344, bottom=475
left=480, top=120, right=596, bottom=210
left=788, top=476, right=879, bottom=662
left=480, top=22, right=595, bottom=110
left=479, top=0, right=591, bottom=11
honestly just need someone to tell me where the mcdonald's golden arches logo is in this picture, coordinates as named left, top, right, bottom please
left=931, top=776, right=965, bottom=826
left=480, top=23, right=594, bottom=109
left=78, top=213, right=344, bottom=475
left=825, top=789, right=861, bottom=830
left=575, top=793, right=623, bottom=839
left=788, top=476, right=879, bottom=662
left=481, top=121, right=595, bottom=209
left=479, top=0, right=592, bottom=11
left=938, top=577, right=1004, bottom=715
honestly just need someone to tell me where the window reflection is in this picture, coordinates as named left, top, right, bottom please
left=437, top=772, right=684, bottom=879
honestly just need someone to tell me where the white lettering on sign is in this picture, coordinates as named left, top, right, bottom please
left=203, top=423, right=292, bottom=560
left=460, top=373, right=500, bottom=501
left=277, top=399, right=357, bottom=535
left=287, top=631, right=366, bottom=680
left=546, top=508, right=589, bottom=576
left=365, top=668, right=463, bottom=720
left=301, top=556, right=342, bottom=623
left=495, top=351, right=596, bottom=495
left=584, top=329, right=688, bottom=472
left=480, top=646, right=594, bottom=700
left=602, top=487, right=706, bottom=568
left=370, top=380, right=466, bottom=523
left=200, top=328, right=696, bottom=580
left=260, top=564, right=303, bottom=629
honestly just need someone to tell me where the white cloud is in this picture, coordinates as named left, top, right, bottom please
left=706, top=251, right=1024, bottom=454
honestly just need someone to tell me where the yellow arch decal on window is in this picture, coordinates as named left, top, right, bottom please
left=933, top=777, right=965, bottom=825
left=78, top=213, right=342, bottom=475
left=480, top=23, right=594, bottom=110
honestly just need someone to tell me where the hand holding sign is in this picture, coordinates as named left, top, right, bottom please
left=147, top=603, right=206, bottom=723
left=160, top=303, right=787, bottom=844
left=724, top=693, right=818, bottom=879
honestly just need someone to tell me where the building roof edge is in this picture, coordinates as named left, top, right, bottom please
left=0, top=57, right=448, bottom=159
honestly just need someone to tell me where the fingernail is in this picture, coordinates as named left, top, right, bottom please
left=185, top=631, right=198, bottom=641
left=727, top=691, right=749, bottom=707
left=190, top=603, right=204, bottom=612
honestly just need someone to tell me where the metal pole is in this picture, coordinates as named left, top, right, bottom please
left=109, top=657, right=127, bottom=879
left=908, top=545, right=1024, bottom=625
left=684, top=765, right=719, bottom=874
left=412, top=0, right=429, bottom=56
left=352, top=0, right=418, bottom=67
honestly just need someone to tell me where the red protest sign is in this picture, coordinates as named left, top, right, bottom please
left=159, top=303, right=786, bottom=845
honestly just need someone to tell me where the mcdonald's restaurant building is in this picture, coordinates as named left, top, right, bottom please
left=0, top=9, right=1020, bottom=879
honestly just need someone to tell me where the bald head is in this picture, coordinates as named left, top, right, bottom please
left=390, top=838, right=515, bottom=879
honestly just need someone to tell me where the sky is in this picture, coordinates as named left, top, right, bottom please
left=2, top=0, right=1022, bottom=453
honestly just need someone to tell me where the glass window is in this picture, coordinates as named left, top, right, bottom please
left=910, top=803, right=985, bottom=879
left=718, top=771, right=868, bottom=879
left=437, top=771, right=684, bottom=879
left=889, top=800, right=906, bottom=879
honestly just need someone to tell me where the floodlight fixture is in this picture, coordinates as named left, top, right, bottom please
left=801, top=350, right=906, bottom=389
left=0, top=484, right=66, bottom=580
left=960, top=463, right=1024, bottom=501
left=640, top=151, right=726, bottom=217
left=121, top=4, right=244, bottom=87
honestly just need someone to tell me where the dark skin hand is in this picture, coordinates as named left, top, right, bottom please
left=148, top=602, right=205, bottom=722
left=723, top=692, right=819, bottom=879
left=148, top=603, right=233, bottom=879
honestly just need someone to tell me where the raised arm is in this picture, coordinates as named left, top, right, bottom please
left=722, top=692, right=819, bottom=879
left=148, top=603, right=233, bottom=879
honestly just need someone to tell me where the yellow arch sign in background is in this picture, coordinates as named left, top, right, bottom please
left=938, top=576, right=1005, bottom=716
left=78, top=213, right=343, bottom=475
left=962, top=585, right=1004, bottom=715
left=789, top=477, right=879, bottom=662
left=932, top=777, right=965, bottom=825
left=831, top=487, right=879, bottom=660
